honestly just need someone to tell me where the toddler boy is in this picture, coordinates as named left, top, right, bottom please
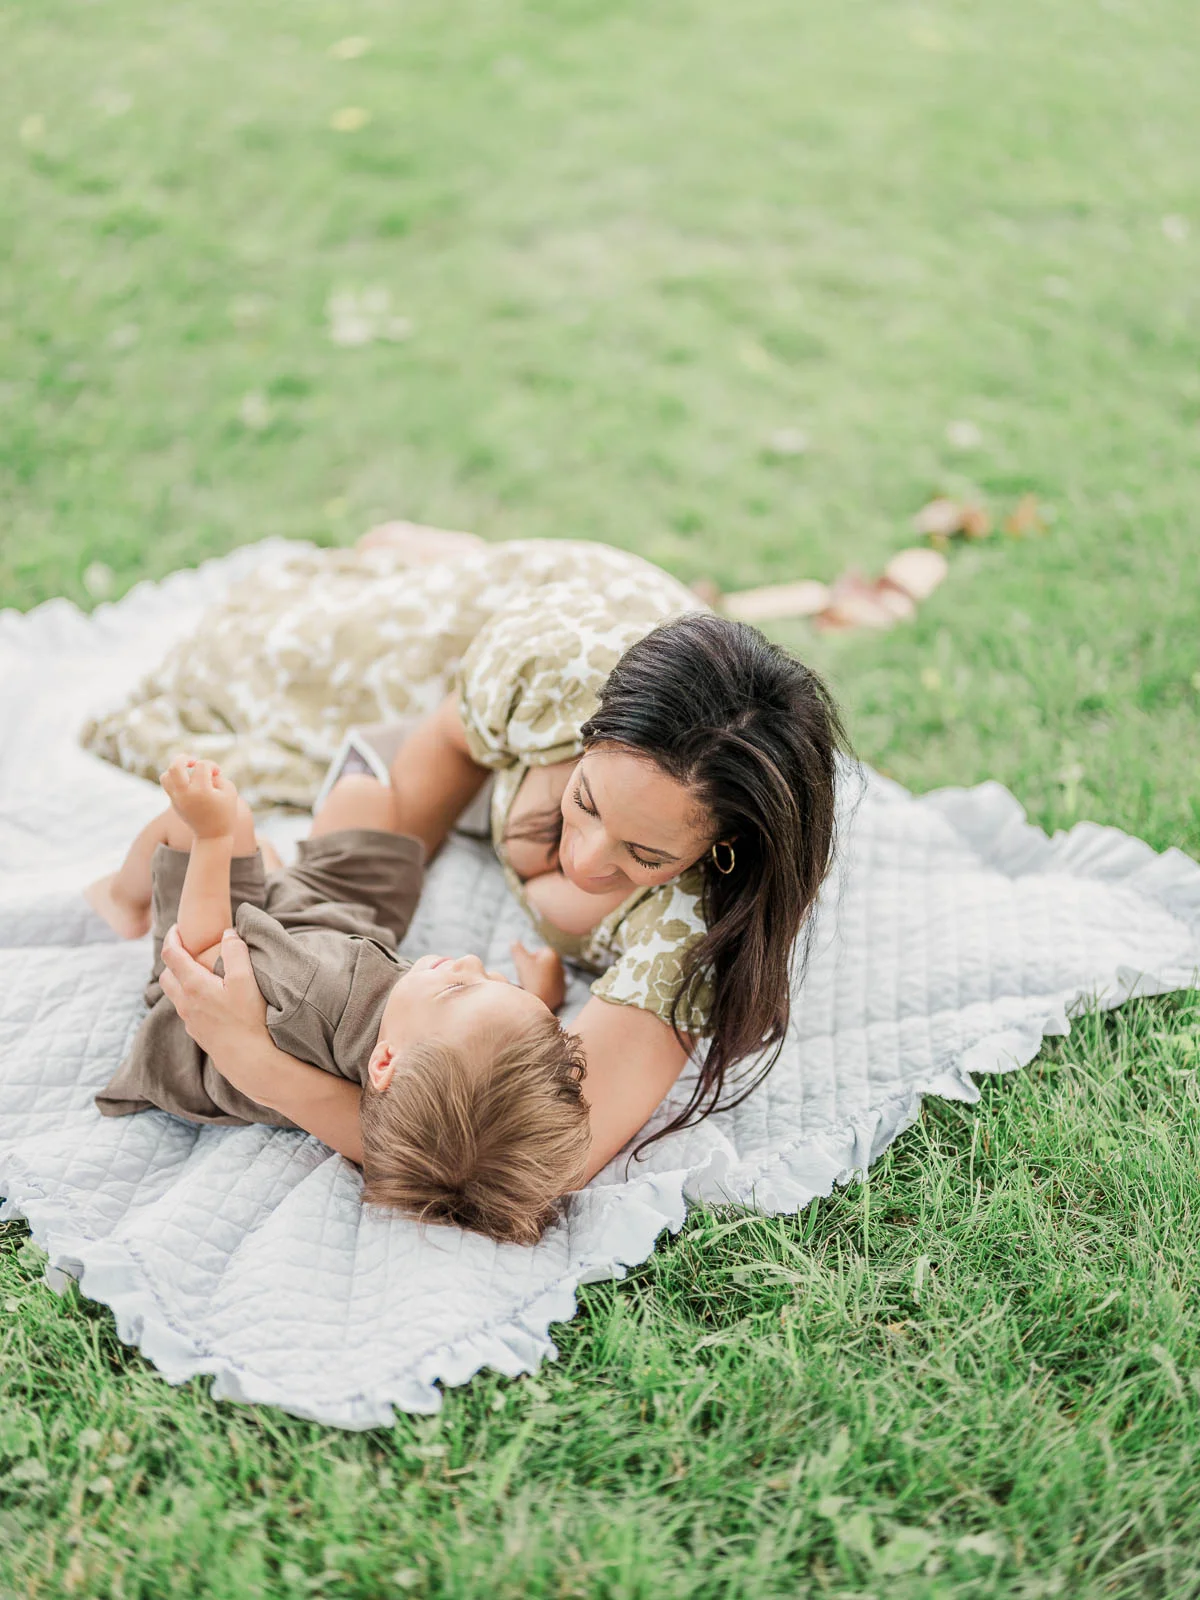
left=88, top=758, right=588, bottom=1243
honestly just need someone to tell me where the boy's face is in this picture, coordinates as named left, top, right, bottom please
left=367, top=953, right=551, bottom=1092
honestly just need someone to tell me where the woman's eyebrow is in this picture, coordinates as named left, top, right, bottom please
left=580, top=770, right=679, bottom=862
left=630, top=841, right=680, bottom=862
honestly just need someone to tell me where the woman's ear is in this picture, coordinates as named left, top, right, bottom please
left=367, top=1042, right=396, bottom=1093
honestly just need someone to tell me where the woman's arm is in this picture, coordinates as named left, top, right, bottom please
left=386, top=693, right=489, bottom=860
left=159, top=927, right=365, bottom=1164
left=523, top=871, right=631, bottom=937
left=569, top=996, right=690, bottom=1182
left=159, top=929, right=691, bottom=1185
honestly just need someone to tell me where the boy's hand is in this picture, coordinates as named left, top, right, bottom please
left=512, top=942, right=566, bottom=1012
left=160, top=756, right=240, bottom=840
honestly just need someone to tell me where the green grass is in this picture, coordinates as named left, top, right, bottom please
left=2, top=0, right=1199, bottom=1595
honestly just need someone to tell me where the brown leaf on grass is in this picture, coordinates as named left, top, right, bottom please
left=1004, top=493, right=1046, bottom=537
left=960, top=503, right=992, bottom=539
left=721, top=578, right=831, bottom=622
left=912, top=497, right=990, bottom=542
left=912, top=497, right=963, bottom=538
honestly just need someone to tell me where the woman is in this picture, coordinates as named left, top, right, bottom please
left=91, top=531, right=848, bottom=1179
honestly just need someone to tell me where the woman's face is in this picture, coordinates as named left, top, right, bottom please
left=558, top=746, right=716, bottom=896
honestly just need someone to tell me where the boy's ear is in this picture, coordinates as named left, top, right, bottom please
left=367, top=1042, right=396, bottom=1093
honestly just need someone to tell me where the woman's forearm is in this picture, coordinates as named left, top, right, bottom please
left=216, top=1034, right=365, bottom=1166
left=523, top=870, right=630, bottom=936
left=570, top=997, right=690, bottom=1182
left=158, top=925, right=367, bottom=1165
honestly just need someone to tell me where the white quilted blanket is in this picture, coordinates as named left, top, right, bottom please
left=3, top=542, right=1199, bottom=1429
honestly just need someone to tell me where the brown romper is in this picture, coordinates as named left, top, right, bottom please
left=96, top=828, right=424, bottom=1127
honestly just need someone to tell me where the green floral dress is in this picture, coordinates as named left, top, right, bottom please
left=82, top=538, right=714, bottom=1031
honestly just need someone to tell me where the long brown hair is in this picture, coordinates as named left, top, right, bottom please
left=536, top=612, right=849, bottom=1153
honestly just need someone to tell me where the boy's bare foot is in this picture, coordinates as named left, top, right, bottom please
left=84, top=872, right=152, bottom=939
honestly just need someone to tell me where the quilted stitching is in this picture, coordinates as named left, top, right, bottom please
left=2, top=542, right=1198, bottom=1427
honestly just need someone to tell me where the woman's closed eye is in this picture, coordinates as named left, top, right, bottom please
left=571, top=783, right=664, bottom=870
left=571, top=782, right=598, bottom=820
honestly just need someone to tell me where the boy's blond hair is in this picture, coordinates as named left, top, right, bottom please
left=359, top=1015, right=589, bottom=1245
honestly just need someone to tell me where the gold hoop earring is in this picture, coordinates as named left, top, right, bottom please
left=711, top=840, right=736, bottom=876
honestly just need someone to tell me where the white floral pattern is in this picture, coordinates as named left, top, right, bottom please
left=82, top=538, right=716, bottom=1029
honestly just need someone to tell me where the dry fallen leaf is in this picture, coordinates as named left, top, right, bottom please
left=913, top=497, right=990, bottom=542
left=912, top=497, right=964, bottom=538
left=1004, top=493, right=1046, bottom=537
left=960, top=503, right=991, bottom=538
left=722, top=579, right=831, bottom=622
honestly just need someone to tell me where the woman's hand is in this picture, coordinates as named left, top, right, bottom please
left=159, top=925, right=366, bottom=1163
left=159, top=924, right=269, bottom=1063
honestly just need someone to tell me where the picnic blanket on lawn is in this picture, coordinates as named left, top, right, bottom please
left=2, top=540, right=1198, bottom=1429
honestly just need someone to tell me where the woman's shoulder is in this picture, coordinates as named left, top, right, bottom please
left=585, top=868, right=714, bottom=1034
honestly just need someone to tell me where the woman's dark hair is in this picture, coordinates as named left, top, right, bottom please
left=581, top=612, right=850, bottom=1153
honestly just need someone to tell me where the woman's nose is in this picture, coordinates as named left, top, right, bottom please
left=573, top=831, right=611, bottom=878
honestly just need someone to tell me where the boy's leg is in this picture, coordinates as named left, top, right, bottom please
left=309, top=775, right=398, bottom=838
left=284, top=774, right=423, bottom=948
left=86, top=796, right=258, bottom=939
left=84, top=808, right=177, bottom=939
